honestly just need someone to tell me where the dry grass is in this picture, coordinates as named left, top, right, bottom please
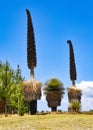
left=0, top=113, right=93, bottom=130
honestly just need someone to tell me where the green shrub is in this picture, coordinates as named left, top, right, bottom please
left=71, top=101, right=81, bottom=113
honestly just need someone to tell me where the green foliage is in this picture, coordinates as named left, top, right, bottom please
left=44, top=78, right=65, bottom=97
left=0, top=60, right=28, bottom=114
left=0, top=61, right=15, bottom=111
left=18, top=96, right=25, bottom=116
left=71, top=101, right=81, bottom=113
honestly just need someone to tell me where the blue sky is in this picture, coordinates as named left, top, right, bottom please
left=0, top=0, right=93, bottom=111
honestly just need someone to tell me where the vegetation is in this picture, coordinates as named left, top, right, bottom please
left=43, top=78, right=65, bottom=112
left=67, top=40, right=77, bottom=86
left=26, top=9, right=41, bottom=115
left=0, top=114, right=93, bottom=130
left=0, top=61, right=28, bottom=115
left=68, top=87, right=82, bottom=103
left=67, top=40, right=82, bottom=112
left=0, top=61, right=14, bottom=114
left=71, top=101, right=81, bottom=113
left=26, top=9, right=36, bottom=79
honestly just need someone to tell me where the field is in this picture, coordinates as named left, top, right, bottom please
left=0, top=113, right=93, bottom=130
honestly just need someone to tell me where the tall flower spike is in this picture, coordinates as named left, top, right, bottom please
left=67, top=40, right=77, bottom=86
left=26, top=9, right=37, bottom=79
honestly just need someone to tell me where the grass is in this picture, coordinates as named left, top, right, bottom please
left=0, top=113, right=93, bottom=130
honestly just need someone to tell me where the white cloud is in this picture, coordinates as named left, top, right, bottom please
left=76, top=81, right=93, bottom=111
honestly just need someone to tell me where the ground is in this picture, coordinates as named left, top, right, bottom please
left=0, top=113, right=93, bottom=130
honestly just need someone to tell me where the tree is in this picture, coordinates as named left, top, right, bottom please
left=13, top=65, right=25, bottom=115
left=26, top=9, right=39, bottom=115
left=67, top=40, right=77, bottom=86
left=67, top=41, right=82, bottom=112
left=0, top=60, right=15, bottom=114
left=0, top=61, right=28, bottom=115
left=43, top=78, right=65, bottom=112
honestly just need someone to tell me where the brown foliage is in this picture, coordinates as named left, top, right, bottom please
left=23, top=80, right=41, bottom=102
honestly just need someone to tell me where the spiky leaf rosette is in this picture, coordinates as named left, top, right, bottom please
left=67, top=40, right=77, bottom=86
left=26, top=9, right=37, bottom=69
left=44, top=78, right=65, bottom=97
left=43, top=78, right=65, bottom=108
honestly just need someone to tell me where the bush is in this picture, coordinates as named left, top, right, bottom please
left=71, top=101, right=81, bottom=113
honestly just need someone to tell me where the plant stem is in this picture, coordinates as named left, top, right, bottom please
left=30, top=68, right=35, bottom=80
